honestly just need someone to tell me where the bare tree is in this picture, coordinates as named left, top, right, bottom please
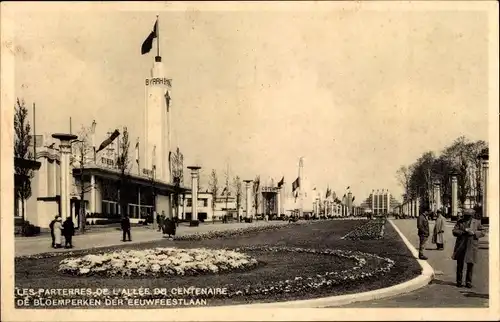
left=396, top=165, right=412, bottom=202
left=14, top=98, right=34, bottom=225
left=224, top=165, right=231, bottom=218
left=171, top=147, right=184, bottom=220
left=208, top=169, right=219, bottom=216
left=72, top=125, right=95, bottom=233
left=116, top=127, right=131, bottom=218
left=233, top=175, right=242, bottom=222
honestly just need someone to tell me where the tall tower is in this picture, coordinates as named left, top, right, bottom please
left=144, top=55, right=172, bottom=183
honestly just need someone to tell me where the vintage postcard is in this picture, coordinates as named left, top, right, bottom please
left=1, top=1, right=499, bottom=321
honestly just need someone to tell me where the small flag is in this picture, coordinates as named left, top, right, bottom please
left=91, top=120, right=96, bottom=134
left=346, top=186, right=350, bottom=190
left=141, top=19, right=158, bottom=55
left=165, top=90, right=171, bottom=109
left=352, top=196, right=356, bottom=202
left=221, top=187, right=227, bottom=196
left=326, top=188, right=332, bottom=199
left=277, top=176, right=284, bottom=188
left=135, top=139, right=139, bottom=164
left=96, top=129, right=120, bottom=153
left=292, top=177, right=300, bottom=192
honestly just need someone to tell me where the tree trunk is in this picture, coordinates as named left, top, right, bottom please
left=21, top=197, right=26, bottom=235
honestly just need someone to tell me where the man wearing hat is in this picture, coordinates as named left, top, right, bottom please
left=417, top=209, right=430, bottom=260
left=452, top=208, right=485, bottom=288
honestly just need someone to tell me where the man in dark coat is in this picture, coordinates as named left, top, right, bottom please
left=62, top=217, right=75, bottom=248
left=121, top=215, right=132, bottom=242
left=49, top=215, right=57, bottom=248
left=417, top=210, right=430, bottom=260
left=452, top=208, right=485, bottom=288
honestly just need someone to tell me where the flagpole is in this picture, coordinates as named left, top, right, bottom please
left=156, top=15, right=160, bottom=58
left=32, top=103, right=36, bottom=160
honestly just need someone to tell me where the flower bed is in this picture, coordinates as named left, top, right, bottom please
left=58, top=248, right=259, bottom=277
left=42, top=246, right=394, bottom=303
left=173, top=221, right=309, bottom=241
left=341, top=218, right=386, bottom=240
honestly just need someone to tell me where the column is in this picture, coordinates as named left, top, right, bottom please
left=244, top=180, right=252, bottom=221
left=182, top=194, right=186, bottom=221
left=52, top=133, right=78, bottom=222
left=479, top=149, right=489, bottom=221
left=187, top=166, right=201, bottom=226
left=409, top=199, right=414, bottom=218
left=434, top=181, right=442, bottom=211
left=482, top=156, right=489, bottom=220
left=90, top=174, right=96, bottom=214
left=371, top=190, right=375, bottom=214
left=277, top=188, right=281, bottom=217
left=415, top=197, right=420, bottom=217
left=451, top=174, right=458, bottom=219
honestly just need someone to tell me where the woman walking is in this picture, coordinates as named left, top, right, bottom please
left=432, top=210, right=446, bottom=250
left=53, top=216, right=63, bottom=248
left=63, top=217, right=75, bottom=248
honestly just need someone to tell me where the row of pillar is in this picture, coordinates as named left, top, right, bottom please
left=313, top=200, right=359, bottom=217
left=399, top=153, right=489, bottom=219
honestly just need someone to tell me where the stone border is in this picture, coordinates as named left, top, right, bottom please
left=228, top=219, right=434, bottom=308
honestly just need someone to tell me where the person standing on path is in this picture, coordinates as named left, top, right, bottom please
left=53, top=216, right=63, bottom=248
left=452, top=208, right=485, bottom=288
left=49, top=215, right=57, bottom=248
left=121, top=215, right=132, bottom=242
left=62, top=217, right=75, bottom=248
left=417, top=210, right=430, bottom=260
left=432, top=209, right=446, bottom=250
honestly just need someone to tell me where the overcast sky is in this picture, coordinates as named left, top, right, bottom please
left=10, top=2, right=491, bottom=202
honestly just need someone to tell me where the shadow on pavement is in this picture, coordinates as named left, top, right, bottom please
left=430, top=279, right=456, bottom=287
left=460, top=291, right=489, bottom=299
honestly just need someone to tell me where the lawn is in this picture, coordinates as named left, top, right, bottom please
left=15, top=219, right=422, bottom=308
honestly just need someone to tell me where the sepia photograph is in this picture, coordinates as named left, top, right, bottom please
left=1, top=1, right=499, bottom=321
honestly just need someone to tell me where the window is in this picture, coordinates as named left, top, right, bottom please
left=187, top=199, right=192, bottom=207
left=203, top=199, right=208, bottom=207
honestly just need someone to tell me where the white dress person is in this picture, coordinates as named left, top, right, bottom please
left=53, top=217, right=63, bottom=248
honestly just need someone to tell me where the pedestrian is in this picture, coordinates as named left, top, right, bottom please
left=53, top=216, right=63, bottom=248
left=452, top=208, right=485, bottom=288
left=49, top=215, right=58, bottom=248
left=156, top=211, right=162, bottom=231
left=63, top=217, right=75, bottom=248
left=121, top=214, right=132, bottom=242
left=432, top=209, right=446, bottom=250
left=417, top=210, right=430, bottom=260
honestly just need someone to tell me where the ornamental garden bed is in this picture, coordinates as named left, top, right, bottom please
left=15, top=219, right=421, bottom=308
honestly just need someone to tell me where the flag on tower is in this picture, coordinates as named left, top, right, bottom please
left=352, top=196, right=356, bottom=202
left=346, top=186, right=350, bottom=190
left=141, top=19, right=158, bottom=55
left=96, top=129, right=120, bottom=153
left=326, top=187, right=332, bottom=199
left=221, top=187, right=227, bottom=196
left=277, top=176, right=284, bottom=188
left=292, top=177, right=300, bottom=192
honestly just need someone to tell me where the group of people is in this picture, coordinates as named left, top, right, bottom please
left=417, top=207, right=485, bottom=288
left=49, top=215, right=75, bottom=248
left=156, top=211, right=177, bottom=238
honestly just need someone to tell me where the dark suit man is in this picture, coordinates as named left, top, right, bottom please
left=417, top=210, right=430, bottom=260
left=121, top=215, right=132, bottom=242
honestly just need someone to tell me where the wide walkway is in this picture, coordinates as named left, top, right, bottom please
left=15, top=221, right=288, bottom=257
left=339, top=219, right=489, bottom=308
